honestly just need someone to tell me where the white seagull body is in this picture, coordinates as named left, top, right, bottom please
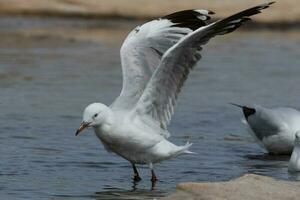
left=233, top=104, right=300, bottom=154
left=76, top=3, right=274, bottom=182
left=288, top=132, right=300, bottom=172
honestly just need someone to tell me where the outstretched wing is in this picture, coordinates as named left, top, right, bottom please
left=134, top=2, right=274, bottom=129
left=110, top=10, right=214, bottom=110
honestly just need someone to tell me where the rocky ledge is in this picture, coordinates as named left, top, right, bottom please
left=163, top=174, right=300, bottom=200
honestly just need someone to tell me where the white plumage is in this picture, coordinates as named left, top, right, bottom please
left=288, top=132, right=300, bottom=172
left=233, top=104, right=300, bottom=154
left=76, top=3, right=274, bottom=182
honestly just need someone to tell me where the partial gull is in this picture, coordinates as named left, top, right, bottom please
left=76, top=2, right=274, bottom=183
left=232, top=104, right=300, bottom=154
left=288, top=132, right=300, bottom=172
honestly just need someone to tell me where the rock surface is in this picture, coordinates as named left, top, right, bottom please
left=0, top=0, right=299, bottom=23
left=163, top=174, right=300, bottom=200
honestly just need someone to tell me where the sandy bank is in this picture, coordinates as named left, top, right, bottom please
left=163, top=174, right=300, bottom=200
left=0, top=0, right=299, bottom=25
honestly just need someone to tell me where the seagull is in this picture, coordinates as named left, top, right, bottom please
left=232, top=103, right=300, bottom=154
left=288, top=132, right=300, bottom=172
left=75, top=2, right=274, bottom=182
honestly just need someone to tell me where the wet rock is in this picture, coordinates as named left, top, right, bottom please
left=163, top=174, right=300, bottom=200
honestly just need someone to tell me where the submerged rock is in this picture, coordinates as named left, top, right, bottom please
left=163, top=174, right=300, bottom=200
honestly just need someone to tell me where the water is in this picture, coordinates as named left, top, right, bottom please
left=0, top=17, right=300, bottom=199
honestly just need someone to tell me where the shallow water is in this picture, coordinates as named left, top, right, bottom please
left=1, top=17, right=300, bottom=199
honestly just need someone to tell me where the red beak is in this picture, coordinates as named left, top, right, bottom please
left=75, top=122, right=91, bottom=136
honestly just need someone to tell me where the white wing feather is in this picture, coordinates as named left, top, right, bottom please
left=134, top=2, right=274, bottom=129
left=111, top=10, right=213, bottom=110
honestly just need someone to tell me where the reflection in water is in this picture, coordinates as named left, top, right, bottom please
left=243, top=154, right=289, bottom=177
left=93, top=186, right=167, bottom=200
left=246, top=154, right=290, bottom=161
left=51, top=184, right=167, bottom=200
left=288, top=172, right=300, bottom=181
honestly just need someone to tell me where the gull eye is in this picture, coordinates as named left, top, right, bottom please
left=94, top=113, right=98, bottom=118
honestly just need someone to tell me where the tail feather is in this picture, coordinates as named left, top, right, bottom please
left=180, top=142, right=196, bottom=154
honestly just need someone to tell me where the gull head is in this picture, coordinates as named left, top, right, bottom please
left=76, top=103, right=112, bottom=136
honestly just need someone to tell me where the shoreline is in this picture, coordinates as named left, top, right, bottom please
left=1, top=14, right=300, bottom=31
left=162, top=174, right=300, bottom=200
left=0, top=0, right=299, bottom=30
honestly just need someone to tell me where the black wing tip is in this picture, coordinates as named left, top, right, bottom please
left=208, top=10, right=215, bottom=15
left=162, top=9, right=215, bottom=31
left=212, top=2, right=274, bottom=35
left=230, top=103, right=256, bottom=119
left=193, top=9, right=215, bottom=16
left=265, top=1, right=276, bottom=6
left=229, top=103, right=244, bottom=108
left=257, top=1, right=276, bottom=11
left=162, top=9, right=214, bottom=21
